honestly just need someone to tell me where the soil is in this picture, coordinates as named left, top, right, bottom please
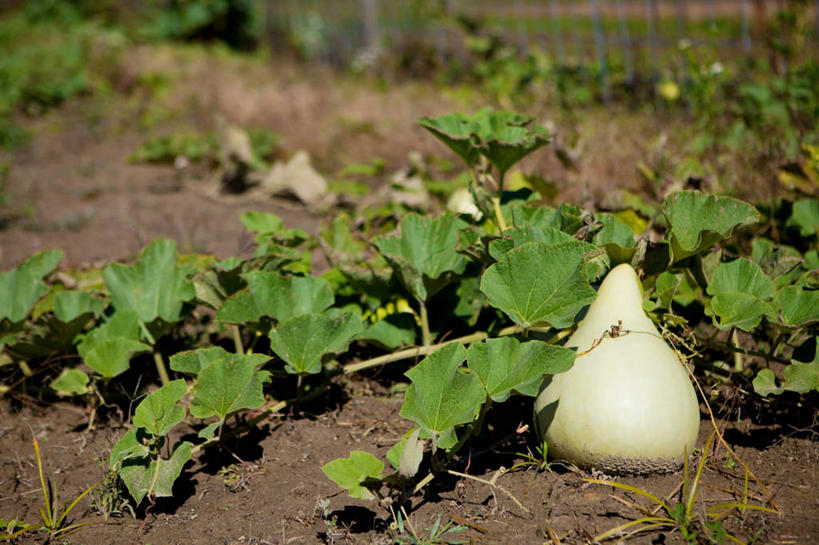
left=1, top=48, right=817, bottom=544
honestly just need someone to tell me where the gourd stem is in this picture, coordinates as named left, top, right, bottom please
left=344, top=325, right=551, bottom=374
left=419, top=299, right=432, bottom=348
left=153, top=351, right=170, bottom=386
left=731, top=329, right=743, bottom=372
left=231, top=325, right=244, bottom=355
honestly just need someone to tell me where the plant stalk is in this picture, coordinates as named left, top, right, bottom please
left=153, top=351, right=170, bottom=386
left=231, top=324, right=244, bottom=355
left=418, top=299, right=432, bottom=348
left=343, top=325, right=529, bottom=374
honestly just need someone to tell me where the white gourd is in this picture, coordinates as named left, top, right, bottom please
left=534, top=263, right=700, bottom=474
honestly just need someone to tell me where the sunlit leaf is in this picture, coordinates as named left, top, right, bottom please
left=170, top=346, right=269, bottom=376
left=50, top=368, right=90, bottom=396
left=466, top=337, right=575, bottom=402
left=778, top=286, right=819, bottom=326
left=663, top=191, right=760, bottom=262
left=215, top=271, right=334, bottom=324
left=0, top=250, right=62, bottom=323
left=399, top=344, right=485, bottom=439
left=133, top=380, right=187, bottom=436
left=322, top=451, right=384, bottom=500
left=103, top=239, right=195, bottom=323
left=77, top=310, right=150, bottom=377
left=706, top=259, right=776, bottom=331
left=269, top=312, right=363, bottom=375
left=118, top=441, right=193, bottom=505
left=373, top=213, right=468, bottom=301
left=189, top=356, right=271, bottom=420
left=480, top=241, right=596, bottom=329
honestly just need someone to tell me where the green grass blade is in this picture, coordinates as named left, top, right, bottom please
left=55, top=481, right=98, bottom=529
left=585, top=478, right=670, bottom=512
left=686, top=430, right=716, bottom=520
left=32, top=436, right=53, bottom=528
left=594, top=517, right=675, bottom=541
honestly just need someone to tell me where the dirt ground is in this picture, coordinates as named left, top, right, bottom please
left=1, top=49, right=817, bottom=544
left=1, top=384, right=818, bottom=545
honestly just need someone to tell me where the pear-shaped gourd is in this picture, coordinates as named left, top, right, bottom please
left=534, top=264, right=700, bottom=474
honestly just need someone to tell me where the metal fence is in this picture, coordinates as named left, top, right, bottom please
left=265, top=0, right=819, bottom=86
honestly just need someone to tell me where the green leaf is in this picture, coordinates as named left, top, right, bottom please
left=487, top=225, right=586, bottom=261
left=786, top=199, right=819, bottom=237
left=663, top=191, right=760, bottom=262
left=781, top=354, right=819, bottom=394
left=419, top=109, right=550, bottom=176
left=778, top=286, right=819, bottom=326
left=480, top=241, right=596, bottom=329
left=399, top=344, right=485, bottom=438
left=50, top=368, right=90, bottom=396
left=0, top=249, right=62, bottom=322
left=103, top=239, right=195, bottom=324
left=751, top=238, right=804, bottom=288
left=170, top=346, right=269, bottom=376
left=240, top=211, right=284, bottom=238
left=593, top=213, right=637, bottom=264
left=359, top=313, right=417, bottom=350
left=418, top=113, right=483, bottom=167
left=466, top=337, right=575, bottom=402
left=753, top=347, right=819, bottom=396
left=706, top=258, right=776, bottom=331
left=189, top=355, right=271, bottom=420
left=322, top=451, right=384, bottom=500
left=77, top=310, right=150, bottom=377
left=109, top=429, right=149, bottom=470
left=269, top=312, right=363, bottom=375
left=119, top=440, right=193, bottom=505
left=132, top=379, right=187, bottom=437
left=53, top=291, right=106, bottom=322
left=752, top=369, right=784, bottom=397
left=373, top=213, right=468, bottom=301
left=215, top=271, right=334, bottom=324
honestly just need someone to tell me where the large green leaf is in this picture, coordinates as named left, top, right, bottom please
left=372, top=213, right=468, bottom=301
left=53, top=291, right=106, bottom=322
left=0, top=249, right=62, bottom=322
left=170, top=346, right=270, bottom=376
left=77, top=310, right=150, bottom=377
left=118, top=440, right=193, bottom=505
left=322, top=451, right=384, bottom=500
left=663, top=191, right=760, bottom=262
left=269, top=312, right=363, bottom=375
left=706, top=258, right=776, bottom=331
left=480, top=241, right=596, bottom=329
left=189, top=356, right=271, bottom=421
left=215, top=271, right=334, bottom=324
left=778, top=286, right=819, bottom=326
left=418, top=112, right=484, bottom=167
left=418, top=109, right=550, bottom=176
left=786, top=199, right=819, bottom=237
left=466, top=337, right=575, bottom=402
left=132, top=380, right=187, bottom=437
left=399, top=343, right=485, bottom=439
left=103, top=239, right=195, bottom=324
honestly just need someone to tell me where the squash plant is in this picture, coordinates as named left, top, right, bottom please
left=0, top=109, right=816, bottom=515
